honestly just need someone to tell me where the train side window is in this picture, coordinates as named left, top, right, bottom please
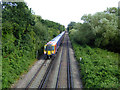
left=52, top=46, right=54, bottom=50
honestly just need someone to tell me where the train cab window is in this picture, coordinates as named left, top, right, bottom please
left=47, top=46, right=51, bottom=51
left=52, top=46, right=54, bottom=50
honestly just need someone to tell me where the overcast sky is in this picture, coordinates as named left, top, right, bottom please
left=24, top=0, right=119, bottom=27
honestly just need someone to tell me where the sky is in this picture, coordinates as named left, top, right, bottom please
left=24, top=0, right=119, bottom=28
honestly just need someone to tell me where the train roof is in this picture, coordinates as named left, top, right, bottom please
left=46, top=31, right=65, bottom=45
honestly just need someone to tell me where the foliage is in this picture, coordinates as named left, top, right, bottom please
left=68, top=7, right=120, bottom=88
left=68, top=7, right=120, bottom=53
left=104, top=7, right=118, bottom=16
left=72, top=42, right=119, bottom=88
left=67, top=21, right=76, bottom=32
left=118, top=7, right=120, bottom=29
left=41, top=19, right=65, bottom=33
left=2, top=2, right=65, bottom=88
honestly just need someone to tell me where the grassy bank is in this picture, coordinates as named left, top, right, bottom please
left=2, top=48, right=36, bottom=88
left=72, top=42, right=119, bottom=88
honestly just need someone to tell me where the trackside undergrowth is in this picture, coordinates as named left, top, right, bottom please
left=72, top=42, right=119, bottom=88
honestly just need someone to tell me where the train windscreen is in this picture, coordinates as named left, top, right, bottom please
left=46, top=45, right=52, bottom=51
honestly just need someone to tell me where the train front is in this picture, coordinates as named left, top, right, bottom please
left=44, top=43, right=55, bottom=58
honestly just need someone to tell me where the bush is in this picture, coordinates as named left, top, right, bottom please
left=72, top=42, right=119, bottom=88
left=68, top=8, right=120, bottom=53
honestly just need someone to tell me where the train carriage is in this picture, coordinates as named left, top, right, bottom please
left=44, top=31, right=65, bottom=59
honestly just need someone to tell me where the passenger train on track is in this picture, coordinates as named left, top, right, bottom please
left=44, top=31, right=65, bottom=59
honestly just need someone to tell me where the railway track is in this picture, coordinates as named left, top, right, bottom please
left=16, top=32, right=76, bottom=89
left=26, top=60, right=47, bottom=88
left=67, top=35, right=73, bottom=89
left=55, top=32, right=73, bottom=89
left=55, top=38, right=66, bottom=88
left=38, top=57, right=56, bottom=89
left=25, top=58, right=53, bottom=88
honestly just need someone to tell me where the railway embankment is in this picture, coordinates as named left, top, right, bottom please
left=71, top=42, right=119, bottom=88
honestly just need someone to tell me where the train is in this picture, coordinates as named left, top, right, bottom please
left=44, top=31, right=65, bottom=59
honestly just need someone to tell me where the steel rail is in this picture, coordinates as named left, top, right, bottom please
left=38, top=36, right=65, bottom=89
left=67, top=35, right=73, bottom=90
left=55, top=38, right=65, bottom=89
left=26, top=60, right=47, bottom=88
left=67, top=36, right=70, bottom=89
left=38, top=58, right=54, bottom=89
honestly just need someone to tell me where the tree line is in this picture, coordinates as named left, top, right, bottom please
left=2, top=2, right=65, bottom=88
left=68, top=7, right=120, bottom=53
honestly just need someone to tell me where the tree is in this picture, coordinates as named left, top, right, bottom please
left=2, top=2, right=35, bottom=38
left=104, top=7, right=118, bottom=15
left=67, top=22, right=76, bottom=32
left=68, top=10, right=120, bottom=52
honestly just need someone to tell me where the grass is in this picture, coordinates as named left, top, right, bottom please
left=72, top=42, right=119, bottom=88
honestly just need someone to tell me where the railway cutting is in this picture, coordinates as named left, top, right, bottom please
left=13, top=31, right=82, bottom=89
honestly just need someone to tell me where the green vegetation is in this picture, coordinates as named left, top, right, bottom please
left=0, top=2, right=2, bottom=89
left=68, top=7, right=120, bottom=53
left=2, top=2, right=65, bottom=88
left=68, top=7, right=120, bottom=88
left=72, top=42, right=119, bottom=88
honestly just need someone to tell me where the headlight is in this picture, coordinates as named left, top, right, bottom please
left=44, top=52, right=46, bottom=54
left=52, top=51, right=54, bottom=54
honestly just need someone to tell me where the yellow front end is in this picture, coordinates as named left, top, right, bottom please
left=44, top=45, right=55, bottom=55
left=47, top=51, right=52, bottom=55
